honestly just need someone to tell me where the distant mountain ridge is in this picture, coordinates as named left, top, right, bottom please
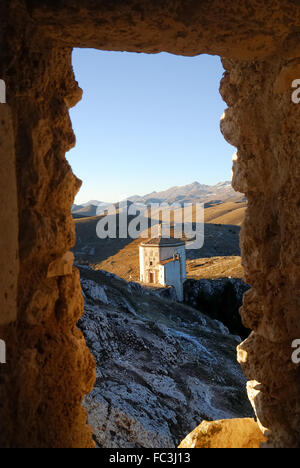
left=72, top=181, right=243, bottom=216
left=72, top=201, right=112, bottom=218
left=128, top=181, right=241, bottom=205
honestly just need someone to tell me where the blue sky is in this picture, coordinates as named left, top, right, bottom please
left=67, top=49, right=235, bottom=204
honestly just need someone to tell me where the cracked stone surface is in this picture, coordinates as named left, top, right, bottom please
left=79, top=267, right=252, bottom=448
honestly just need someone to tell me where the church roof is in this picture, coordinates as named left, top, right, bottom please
left=140, top=237, right=185, bottom=247
left=159, top=257, right=177, bottom=265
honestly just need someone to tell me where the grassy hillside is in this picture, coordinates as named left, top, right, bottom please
left=72, top=200, right=245, bottom=281
left=187, top=256, right=244, bottom=280
left=204, top=201, right=246, bottom=226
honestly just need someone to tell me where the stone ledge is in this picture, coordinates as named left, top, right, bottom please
left=47, top=252, right=74, bottom=278
left=178, top=418, right=266, bottom=448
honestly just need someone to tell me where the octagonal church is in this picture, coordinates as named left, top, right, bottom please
left=139, top=235, right=186, bottom=301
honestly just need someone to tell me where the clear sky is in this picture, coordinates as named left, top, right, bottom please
left=67, top=49, right=235, bottom=204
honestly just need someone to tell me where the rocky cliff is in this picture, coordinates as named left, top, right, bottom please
left=78, top=267, right=253, bottom=448
left=184, top=278, right=250, bottom=339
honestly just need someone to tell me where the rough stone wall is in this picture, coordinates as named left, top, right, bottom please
left=0, top=105, right=19, bottom=327
left=220, top=57, right=300, bottom=447
left=0, top=3, right=96, bottom=448
left=23, top=0, right=300, bottom=60
left=1, top=0, right=300, bottom=448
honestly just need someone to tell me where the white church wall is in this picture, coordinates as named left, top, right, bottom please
left=158, top=264, right=166, bottom=286
left=140, top=243, right=186, bottom=295
left=140, top=245, right=161, bottom=284
left=159, top=245, right=186, bottom=282
left=178, top=245, right=187, bottom=280
left=164, top=260, right=183, bottom=301
left=139, top=246, right=145, bottom=282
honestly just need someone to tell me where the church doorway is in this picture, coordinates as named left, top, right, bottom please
left=149, top=272, right=154, bottom=284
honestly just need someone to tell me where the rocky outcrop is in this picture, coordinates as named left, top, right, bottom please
left=184, top=278, right=250, bottom=338
left=149, top=285, right=179, bottom=302
left=0, top=10, right=96, bottom=447
left=0, top=105, right=19, bottom=327
left=220, top=57, right=300, bottom=447
left=78, top=267, right=253, bottom=448
left=178, top=418, right=266, bottom=449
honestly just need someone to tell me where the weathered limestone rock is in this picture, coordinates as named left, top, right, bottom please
left=184, top=277, right=250, bottom=338
left=178, top=418, right=266, bottom=449
left=1, top=0, right=300, bottom=448
left=79, top=267, right=253, bottom=448
left=220, top=57, right=300, bottom=447
left=0, top=7, right=96, bottom=448
left=22, top=0, right=300, bottom=60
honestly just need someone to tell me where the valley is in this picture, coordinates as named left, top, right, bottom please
left=72, top=182, right=246, bottom=283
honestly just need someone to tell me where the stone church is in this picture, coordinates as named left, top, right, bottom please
left=139, top=235, right=186, bottom=301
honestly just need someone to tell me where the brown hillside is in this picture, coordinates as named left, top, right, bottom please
left=73, top=200, right=246, bottom=281
left=204, top=201, right=246, bottom=225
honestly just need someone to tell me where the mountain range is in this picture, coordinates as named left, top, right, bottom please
left=72, top=181, right=244, bottom=217
left=127, top=181, right=241, bottom=205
